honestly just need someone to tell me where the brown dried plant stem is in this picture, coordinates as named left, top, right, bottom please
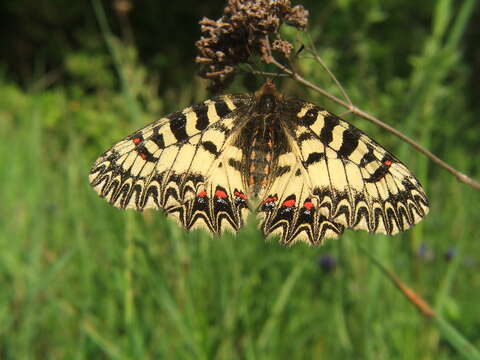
left=268, top=57, right=480, bottom=192
left=356, top=242, right=434, bottom=317
left=356, top=242, right=480, bottom=359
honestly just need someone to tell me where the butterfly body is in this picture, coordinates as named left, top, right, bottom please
left=243, top=88, right=287, bottom=198
left=89, top=80, right=428, bottom=245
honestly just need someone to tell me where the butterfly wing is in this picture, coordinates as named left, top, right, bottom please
left=89, top=94, right=252, bottom=234
left=257, top=150, right=346, bottom=244
left=258, top=100, right=429, bottom=245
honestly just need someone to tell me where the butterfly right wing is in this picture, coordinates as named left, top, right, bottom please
left=292, top=103, right=429, bottom=233
left=257, top=101, right=429, bottom=246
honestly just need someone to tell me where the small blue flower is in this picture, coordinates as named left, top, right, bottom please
left=318, top=255, right=336, bottom=273
left=417, top=242, right=434, bottom=261
left=444, top=248, right=456, bottom=262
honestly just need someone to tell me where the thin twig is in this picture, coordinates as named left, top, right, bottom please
left=304, top=35, right=352, bottom=106
left=268, top=56, right=480, bottom=191
left=241, top=63, right=289, bottom=78
left=356, top=243, right=434, bottom=317
left=246, top=70, right=290, bottom=77
left=356, top=242, right=480, bottom=359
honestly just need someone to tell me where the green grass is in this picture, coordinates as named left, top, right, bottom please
left=1, top=69, right=480, bottom=360
left=1, top=0, right=480, bottom=358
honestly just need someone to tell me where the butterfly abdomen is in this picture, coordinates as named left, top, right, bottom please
left=248, top=126, right=274, bottom=197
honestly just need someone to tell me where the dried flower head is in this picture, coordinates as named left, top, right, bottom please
left=195, top=0, right=309, bottom=91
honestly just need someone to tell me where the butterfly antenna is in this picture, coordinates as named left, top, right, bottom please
left=295, top=44, right=305, bottom=58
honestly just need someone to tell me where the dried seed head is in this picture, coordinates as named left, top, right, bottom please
left=272, top=39, right=293, bottom=58
left=195, top=0, right=309, bottom=91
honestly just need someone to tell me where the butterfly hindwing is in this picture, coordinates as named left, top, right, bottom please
left=257, top=152, right=346, bottom=245
left=89, top=94, right=252, bottom=234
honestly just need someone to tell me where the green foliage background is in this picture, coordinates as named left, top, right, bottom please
left=1, top=0, right=479, bottom=359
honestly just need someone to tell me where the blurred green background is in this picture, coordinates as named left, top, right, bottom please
left=1, top=0, right=480, bottom=359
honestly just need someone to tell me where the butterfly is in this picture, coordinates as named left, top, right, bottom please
left=89, top=80, right=429, bottom=245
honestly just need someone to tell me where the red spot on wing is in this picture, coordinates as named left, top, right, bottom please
left=384, top=160, right=392, bottom=167
left=282, top=199, right=296, bottom=207
left=198, top=190, right=207, bottom=198
left=234, top=191, right=247, bottom=200
left=303, top=200, right=314, bottom=210
left=263, top=195, right=278, bottom=203
left=139, top=152, right=147, bottom=160
left=132, top=137, right=142, bottom=144
left=215, top=189, right=228, bottom=199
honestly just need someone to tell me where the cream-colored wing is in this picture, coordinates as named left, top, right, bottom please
left=89, top=94, right=251, bottom=234
left=258, top=101, right=429, bottom=246
left=257, top=150, right=346, bottom=245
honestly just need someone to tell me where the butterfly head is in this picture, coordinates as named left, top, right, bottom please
left=255, top=79, right=282, bottom=113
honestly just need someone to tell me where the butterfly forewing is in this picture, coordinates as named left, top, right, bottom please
left=89, top=81, right=429, bottom=245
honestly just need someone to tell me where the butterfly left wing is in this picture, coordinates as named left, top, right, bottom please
left=89, top=94, right=251, bottom=234
left=258, top=101, right=429, bottom=245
